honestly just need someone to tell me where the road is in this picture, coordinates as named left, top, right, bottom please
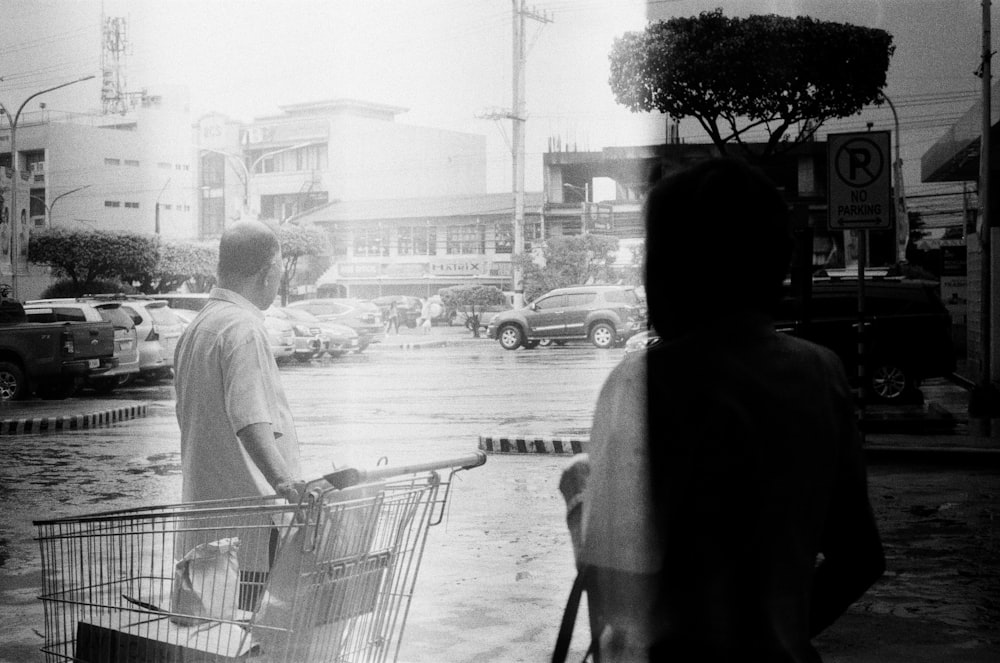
left=0, top=339, right=997, bottom=662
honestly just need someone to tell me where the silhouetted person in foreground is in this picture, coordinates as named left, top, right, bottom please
left=563, top=158, right=885, bottom=662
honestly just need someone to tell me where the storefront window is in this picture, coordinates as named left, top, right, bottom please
left=495, top=222, right=513, bottom=254
left=446, top=224, right=485, bottom=255
left=354, top=226, right=389, bottom=257
left=399, top=225, right=437, bottom=256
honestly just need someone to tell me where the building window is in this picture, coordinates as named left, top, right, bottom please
left=158, top=162, right=172, bottom=169
left=29, top=188, right=45, bottom=217
left=201, top=196, right=225, bottom=237
left=104, top=158, right=120, bottom=166
left=446, top=224, right=485, bottom=255
left=398, top=225, right=437, bottom=256
left=104, top=201, right=120, bottom=207
left=124, top=202, right=140, bottom=209
left=163, top=204, right=173, bottom=211
left=125, top=159, right=140, bottom=167
left=354, top=226, right=389, bottom=257
left=495, top=222, right=513, bottom=254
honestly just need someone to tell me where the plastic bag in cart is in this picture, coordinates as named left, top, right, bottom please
left=170, top=537, right=252, bottom=626
left=253, top=482, right=388, bottom=658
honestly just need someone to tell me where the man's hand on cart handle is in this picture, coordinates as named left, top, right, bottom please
left=276, top=479, right=307, bottom=504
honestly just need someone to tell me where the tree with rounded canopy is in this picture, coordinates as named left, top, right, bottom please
left=438, top=284, right=507, bottom=338
left=28, top=228, right=158, bottom=291
left=278, top=223, right=331, bottom=305
left=514, top=234, right=621, bottom=302
left=609, top=10, right=895, bottom=161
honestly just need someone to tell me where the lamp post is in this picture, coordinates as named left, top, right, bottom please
left=200, top=141, right=320, bottom=223
left=1, top=74, right=95, bottom=299
left=880, top=92, right=909, bottom=263
left=29, top=184, right=90, bottom=226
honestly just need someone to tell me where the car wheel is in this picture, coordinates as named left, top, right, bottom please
left=117, top=373, right=136, bottom=387
left=590, top=323, right=616, bottom=349
left=538, top=339, right=553, bottom=347
left=0, top=361, right=26, bottom=401
left=870, top=362, right=912, bottom=402
left=498, top=324, right=523, bottom=350
left=523, top=340, right=540, bottom=349
left=295, top=354, right=313, bottom=363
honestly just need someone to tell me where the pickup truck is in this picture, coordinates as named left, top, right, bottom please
left=0, top=296, right=117, bottom=401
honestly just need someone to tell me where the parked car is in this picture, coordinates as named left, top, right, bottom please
left=372, top=295, right=423, bottom=329
left=263, top=316, right=297, bottom=364
left=265, top=307, right=328, bottom=362
left=84, top=295, right=185, bottom=382
left=279, top=306, right=359, bottom=357
left=1, top=296, right=116, bottom=400
left=486, top=285, right=646, bottom=350
left=775, top=278, right=955, bottom=402
left=24, top=299, right=141, bottom=392
left=620, top=279, right=956, bottom=403
left=287, top=298, right=384, bottom=352
left=156, top=293, right=210, bottom=313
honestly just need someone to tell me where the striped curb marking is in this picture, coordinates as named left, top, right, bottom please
left=0, top=403, right=148, bottom=436
left=479, top=434, right=588, bottom=455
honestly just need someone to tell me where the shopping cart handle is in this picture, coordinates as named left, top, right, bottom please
left=323, top=467, right=363, bottom=490
left=320, top=451, right=487, bottom=490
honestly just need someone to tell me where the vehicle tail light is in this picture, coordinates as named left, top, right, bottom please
left=61, top=329, right=75, bottom=354
left=146, top=327, right=159, bottom=342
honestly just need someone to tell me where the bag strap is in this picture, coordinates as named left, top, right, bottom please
left=552, top=566, right=597, bottom=663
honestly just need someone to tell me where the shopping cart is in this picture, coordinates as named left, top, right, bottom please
left=34, top=451, right=487, bottom=663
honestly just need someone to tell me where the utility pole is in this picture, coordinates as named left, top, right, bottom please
left=510, top=0, right=551, bottom=307
left=971, top=0, right=1000, bottom=434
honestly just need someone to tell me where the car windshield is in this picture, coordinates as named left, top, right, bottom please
left=283, top=308, right=321, bottom=323
left=94, top=305, right=135, bottom=331
left=146, top=303, right=184, bottom=326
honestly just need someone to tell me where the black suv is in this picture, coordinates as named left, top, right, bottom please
left=775, top=279, right=956, bottom=402
left=486, top=285, right=645, bottom=350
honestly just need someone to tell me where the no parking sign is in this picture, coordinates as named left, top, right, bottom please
left=828, top=131, right=892, bottom=231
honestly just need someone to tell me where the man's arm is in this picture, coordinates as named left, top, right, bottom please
left=237, top=422, right=304, bottom=503
left=809, top=371, right=886, bottom=636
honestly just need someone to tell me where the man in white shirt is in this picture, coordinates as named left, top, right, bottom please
left=174, top=220, right=303, bottom=607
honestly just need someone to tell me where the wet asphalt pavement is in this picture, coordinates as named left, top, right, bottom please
left=0, top=327, right=998, bottom=661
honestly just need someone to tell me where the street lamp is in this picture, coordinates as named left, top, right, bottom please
left=29, top=184, right=91, bottom=226
left=1, top=74, right=95, bottom=299
left=199, top=141, right=320, bottom=222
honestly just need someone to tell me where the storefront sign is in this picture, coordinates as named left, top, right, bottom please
left=429, top=261, right=484, bottom=276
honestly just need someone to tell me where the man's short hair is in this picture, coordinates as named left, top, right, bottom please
left=644, top=158, right=792, bottom=333
left=217, top=221, right=280, bottom=281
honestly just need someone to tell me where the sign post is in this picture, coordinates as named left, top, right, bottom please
left=828, top=131, right=893, bottom=429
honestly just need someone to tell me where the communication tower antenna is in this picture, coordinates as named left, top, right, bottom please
left=100, top=16, right=130, bottom=115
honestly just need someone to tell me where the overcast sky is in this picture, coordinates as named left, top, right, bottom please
left=0, top=0, right=991, bottom=205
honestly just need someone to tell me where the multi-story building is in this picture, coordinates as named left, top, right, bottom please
left=195, top=99, right=489, bottom=236
left=1, top=90, right=197, bottom=298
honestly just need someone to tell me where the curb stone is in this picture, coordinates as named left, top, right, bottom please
left=479, top=433, right=588, bottom=455
left=0, top=403, right=148, bottom=436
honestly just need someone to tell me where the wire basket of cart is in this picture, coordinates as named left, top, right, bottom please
left=34, top=451, right=487, bottom=663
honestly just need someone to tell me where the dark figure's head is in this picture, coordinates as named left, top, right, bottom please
left=217, top=220, right=282, bottom=309
left=643, top=158, right=792, bottom=337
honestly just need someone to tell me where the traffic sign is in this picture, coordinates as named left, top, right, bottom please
left=827, top=131, right=892, bottom=231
